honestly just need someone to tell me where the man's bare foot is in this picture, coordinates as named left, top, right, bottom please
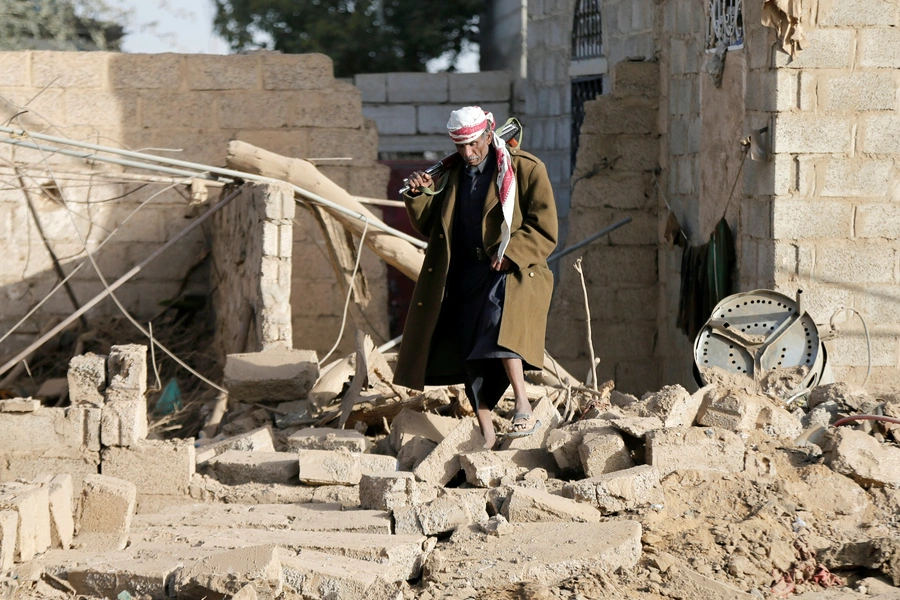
left=482, top=432, right=496, bottom=450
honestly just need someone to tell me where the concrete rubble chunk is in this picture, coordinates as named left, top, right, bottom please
left=102, top=438, right=196, bottom=496
left=67, top=555, right=190, bottom=600
left=207, top=450, right=300, bottom=485
left=696, top=388, right=767, bottom=431
left=175, top=544, right=284, bottom=600
left=823, top=428, right=900, bottom=487
left=233, top=584, right=258, bottom=600
left=0, top=483, right=50, bottom=562
left=74, top=474, right=136, bottom=552
left=0, top=398, right=40, bottom=412
left=501, top=396, right=562, bottom=450
left=287, top=427, right=369, bottom=453
left=416, top=494, right=484, bottom=536
left=460, top=449, right=557, bottom=488
left=196, top=426, right=276, bottom=465
left=105, top=344, right=148, bottom=403
left=425, top=521, right=641, bottom=590
left=545, top=419, right=616, bottom=472
left=67, top=352, right=107, bottom=407
left=0, top=406, right=101, bottom=453
left=611, top=416, right=664, bottom=438
left=100, top=398, right=148, bottom=447
left=274, top=400, right=312, bottom=429
left=565, top=465, right=662, bottom=513
left=32, top=474, right=74, bottom=550
left=809, top=382, right=871, bottom=410
left=641, top=384, right=704, bottom=427
left=397, top=436, right=437, bottom=471
left=389, top=408, right=460, bottom=452
left=359, top=473, right=439, bottom=511
left=0, top=511, right=16, bottom=571
left=579, top=430, right=635, bottom=477
left=360, top=453, right=399, bottom=475
left=297, top=448, right=362, bottom=485
left=413, top=417, right=485, bottom=486
left=758, top=404, right=803, bottom=439
left=646, top=427, right=746, bottom=476
left=502, top=487, right=603, bottom=524
left=282, top=548, right=401, bottom=598
left=224, top=349, right=319, bottom=402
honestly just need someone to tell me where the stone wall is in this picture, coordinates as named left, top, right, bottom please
left=210, top=182, right=294, bottom=362
left=354, top=71, right=512, bottom=158
left=0, top=51, right=389, bottom=363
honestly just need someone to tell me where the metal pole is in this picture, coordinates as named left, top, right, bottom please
left=0, top=188, right=242, bottom=378
left=547, top=217, right=633, bottom=264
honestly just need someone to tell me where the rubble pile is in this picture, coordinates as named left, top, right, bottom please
left=1, top=344, right=899, bottom=600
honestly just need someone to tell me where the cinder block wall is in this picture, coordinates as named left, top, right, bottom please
left=354, top=71, right=513, bottom=157
left=765, top=3, right=900, bottom=389
left=0, top=51, right=389, bottom=362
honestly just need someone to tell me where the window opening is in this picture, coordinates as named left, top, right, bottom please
left=707, top=0, right=744, bottom=50
left=571, top=75, right=604, bottom=170
left=572, top=0, right=602, bottom=60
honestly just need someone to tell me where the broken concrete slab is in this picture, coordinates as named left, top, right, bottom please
left=413, top=417, right=485, bottom=486
left=397, top=436, right=437, bottom=471
left=0, top=397, right=40, bottom=412
left=388, top=408, right=460, bottom=452
left=642, top=384, right=704, bottom=427
left=67, top=352, right=106, bottom=407
left=696, top=388, right=766, bottom=431
left=74, top=474, right=136, bottom=552
left=545, top=419, right=616, bottom=472
left=502, top=487, right=602, bottom=524
left=101, top=439, right=196, bottom=496
left=501, top=396, right=562, bottom=450
left=610, top=416, right=664, bottom=438
left=425, top=521, right=641, bottom=590
left=224, top=350, right=318, bottom=402
left=274, top=400, right=312, bottom=429
left=460, top=449, right=557, bottom=488
left=360, top=453, right=399, bottom=475
left=0, top=450, right=101, bottom=498
left=579, top=430, right=635, bottom=477
left=175, top=544, right=284, bottom=600
left=207, top=451, right=300, bottom=485
left=565, top=465, right=662, bottom=513
left=287, top=427, right=369, bottom=453
left=105, top=344, right=148, bottom=403
left=824, top=428, right=900, bottom=487
left=809, top=382, right=871, bottom=411
left=133, top=503, right=391, bottom=534
left=0, top=482, right=50, bottom=562
left=32, top=474, right=74, bottom=550
left=359, top=473, right=439, bottom=511
left=296, top=449, right=361, bottom=485
left=0, top=510, right=16, bottom=570
left=196, top=426, right=275, bottom=465
left=646, top=427, right=746, bottom=476
left=100, top=398, right=148, bottom=447
left=282, top=548, right=400, bottom=599
left=416, top=494, right=486, bottom=536
left=67, top=554, right=190, bottom=600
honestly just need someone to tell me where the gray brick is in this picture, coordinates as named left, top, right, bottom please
left=815, top=245, right=896, bottom=284
left=386, top=72, right=448, bottom=103
left=354, top=73, right=386, bottom=103
left=416, top=104, right=453, bottom=135
left=863, top=115, right=900, bottom=154
left=823, top=72, right=896, bottom=112
left=821, top=158, right=893, bottom=198
left=774, top=28, right=854, bottom=69
left=773, top=115, right=852, bottom=154
left=362, top=104, right=416, bottom=135
left=860, top=26, right=900, bottom=68
left=856, top=204, right=900, bottom=238
left=772, top=199, right=853, bottom=240
left=449, top=71, right=511, bottom=103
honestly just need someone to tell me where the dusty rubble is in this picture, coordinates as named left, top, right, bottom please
left=0, top=342, right=899, bottom=600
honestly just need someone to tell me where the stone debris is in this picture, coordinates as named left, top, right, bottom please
left=224, top=349, right=319, bottom=402
left=823, top=428, right=900, bottom=487
left=32, top=474, right=74, bottom=550
left=67, top=352, right=107, bottom=407
left=175, top=544, right=284, bottom=600
left=297, top=448, right=362, bottom=485
left=579, top=429, right=635, bottom=477
left=0, top=397, right=41, bottom=412
left=389, top=408, right=460, bottom=452
left=646, top=426, right=746, bottom=476
left=207, top=450, right=301, bottom=485
left=281, top=549, right=400, bottom=599
left=502, top=486, right=602, bottom=523
left=0, top=483, right=49, bottom=562
left=195, top=425, right=276, bottom=465
left=74, top=474, right=136, bottom=552
left=288, top=426, right=369, bottom=452
left=641, top=383, right=704, bottom=427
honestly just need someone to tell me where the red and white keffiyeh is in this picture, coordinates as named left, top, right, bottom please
left=447, top=106, right=516, bottom=261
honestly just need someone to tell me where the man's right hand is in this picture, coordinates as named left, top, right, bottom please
left=407, top=171, right=433, bottom=194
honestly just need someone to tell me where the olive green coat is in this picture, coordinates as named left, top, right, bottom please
left=393, top=149, right=559, bottom=391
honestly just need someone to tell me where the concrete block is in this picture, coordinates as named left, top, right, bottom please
left=176, top=544, right=283, bottom=600
left=389, top=408, right=460, bottom=452
left=67, top=555, right=187, bottom=600
left=579, top=431, right=635, bottom=477
left=0, top=398, right=40, bottom=412
left=0, top=483, right=50, bottom=561
left=386, top=72, right=448, bottom=103
left=502, top=487, right=602, bottom=524
left=415, top=495, right=480, bottom=536
left=207, top=451, right=300, bottom=485
left=413, top=417, right=485, bottom=486
left=296, top=449, right=361, bottom=485
left=360, top=454, right=399, bottom=476
left=397, top=437, right=437, bottom=471
left=581, top=96, right=656, bottom=136
left=287, top=427, right=368, bottom=453
left=261, top=53, right=333, bottom=90
left=565, top=465, right=662, bottom=513
left=611, top=416, right=663, bottom=438
left=224, top=350, right=318, bottom=402
left=612, top=61, right=659, bottom=98
left=824, top=428, right=900, bottom=487
left=545, top=419, right=617, bottom=471
left=816, top=245, right=896, bottom=284
left=108, top=53, right=183, bottom=89
left=641, top=384, right=703, bottom=427
left=282, top=549, right=399, bottom=597
left=774, top=28, right=854, bottom=69
left=449, top=71, right=511, bottom=103
left=758, top=404, right=803, bottom=439
left=773, top=114, right=852, bottom=154
left=0, top=52, right=29, bottom=87
left=460, top=451, right=528, bottom=488
left=391, top=505, right=423, bottom=535
left=100, top=398, right=148, bottom=447
left=863, top=115, right=900, bottom=155
left=857, top=205, right=900, bottom=240
left=502, top=396, right=563, bottom=450
left=646, top=427, right=746, bottom=476
left=67, top=352, right=106, bottom=406
left=186, top=54, right=259, bottom=90
left=141, top=90, right=218, bottom=129
left=821, top=158, right=893, bottom=198
left=822, top=71, right=895, bottom=112
left=773, top=199, right=854, bottom=240
left=32, top=51, right=105, bottom=88
left=106, top=344, right=147, bottom=403
left=0, top=510, right=15, bottom=570
left=196, top=426, right=276, bottom=464
left=74, top=474, right=136, bottom=552
left=860, top=26, right=900, bottom=67
left=101, top=439, right=196, bottom=496
left=354, top=72, right=387, bottom=102
left=0, top=406, right=100, bottom=453
left=360, top=472, right=414, bottom=510
left=32, top=474, right=74, bottom=550
left=64, top=90, right=138, bottom=128
left=696, top=389, right=767, bottom=431
left=362, top=104, right=417, bottom=134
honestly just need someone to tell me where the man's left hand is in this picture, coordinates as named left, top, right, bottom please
left=491, top=255, right=512, bottom=272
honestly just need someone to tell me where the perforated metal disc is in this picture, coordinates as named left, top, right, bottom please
left=694, top=289, right=822, bottom=386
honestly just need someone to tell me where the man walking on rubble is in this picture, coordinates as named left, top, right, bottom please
left=393, top=106, right=558, bottom=449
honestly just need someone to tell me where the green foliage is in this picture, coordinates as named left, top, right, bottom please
left=213, top=0, right=481, bottom=77
left=0, top=0, right=126, bottom=51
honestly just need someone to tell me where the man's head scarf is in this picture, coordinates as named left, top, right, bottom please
left=447, top=106, right=516, bottom=261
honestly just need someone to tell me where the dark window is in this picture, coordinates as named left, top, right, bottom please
left=571, top=75, right=604, bottom=170
left=572, top=0, right=603, bottom=60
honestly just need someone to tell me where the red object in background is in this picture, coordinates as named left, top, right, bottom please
left=381, top=160, right=433, bottom=338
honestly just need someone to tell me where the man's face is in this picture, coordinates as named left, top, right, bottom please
left=455, top=131, right=491, bottom=165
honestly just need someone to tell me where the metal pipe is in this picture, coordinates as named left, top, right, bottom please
left=0, top=188, right=243, bottom=378
left=833, top=414, right=900, bottom=427
left=547, top=217, right=633, bottom=263
left=0, top=127, right=428, bottom=249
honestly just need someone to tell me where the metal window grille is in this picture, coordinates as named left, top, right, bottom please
left=571, top=75, right=605, bottom=170
left=572, top=0, right=603, bottom=60
left=707, top=0, right=744, bottom=49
